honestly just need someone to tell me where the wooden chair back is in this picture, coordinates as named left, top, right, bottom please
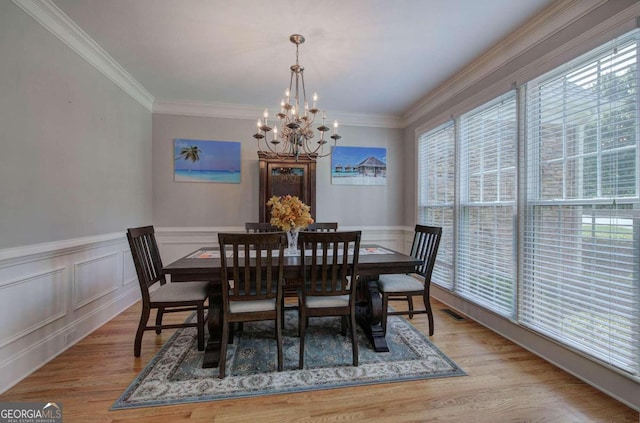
left=126, top=225, right=166, bottom=300
left=306, top=222, right=338, bottom=232
left=299, top=231, right=361, bottom=299
left=411, top=225, right=443, bottom=279
left=218, top=232, right=286, bottom=305
left=245, top=222, right=280, bottom=233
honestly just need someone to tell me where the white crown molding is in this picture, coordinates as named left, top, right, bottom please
left=152, top=99, right=263, bottom=120
left=13, top=0, right=402, bottom=128
left=153, top=99, right=403, bottom=129
left=401, top=0, right=608, bottom=127
left=11, top=0, right=155, bottom=111
left=332, top=112, right=404, bottom=129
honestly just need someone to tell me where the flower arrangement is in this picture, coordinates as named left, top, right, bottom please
left=267, top=195, right=313, bottom=231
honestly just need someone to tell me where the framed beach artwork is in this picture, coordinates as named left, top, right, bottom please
left=174, top=139, right=241, bottom=183
left=331, top=146, right=387, bottom=185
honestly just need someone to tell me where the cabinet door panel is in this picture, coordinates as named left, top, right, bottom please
left=259, top=153, right=316, bottom=222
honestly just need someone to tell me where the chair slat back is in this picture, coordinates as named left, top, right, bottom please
left=306, top=222, right=338, bottom=232
left=410, top=225, right=442, bottom=278
left=127, top=226, right=165, bottom=299
left=299, top=231, right=361, bottom=297
left=245, top=222, right=280, bottom=233
left=218, top=232, right=286, bottom=303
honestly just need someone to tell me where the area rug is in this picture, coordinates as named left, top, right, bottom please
left=112, top=311, right=465, bottom=409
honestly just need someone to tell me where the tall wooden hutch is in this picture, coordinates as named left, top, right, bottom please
left=258, top=152, right=317, bottom=223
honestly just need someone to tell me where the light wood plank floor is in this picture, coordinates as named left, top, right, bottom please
left=1, top=298, right=637, bottom=422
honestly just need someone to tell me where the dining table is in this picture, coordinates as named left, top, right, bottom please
left=162, top=243, right=421, bottom=368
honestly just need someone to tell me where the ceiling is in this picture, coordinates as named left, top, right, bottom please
left=50, top=0, right=555, bottom=122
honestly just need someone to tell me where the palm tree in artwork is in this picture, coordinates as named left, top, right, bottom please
left=176, top=146, right=202, bottom=163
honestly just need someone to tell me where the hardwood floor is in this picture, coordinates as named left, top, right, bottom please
left=1, top=298, right=637, bottom=422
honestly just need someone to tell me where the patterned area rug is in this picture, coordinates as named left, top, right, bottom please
left=112, top=311, right=465, bottom=409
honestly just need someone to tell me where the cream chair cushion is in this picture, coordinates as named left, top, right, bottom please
left=377, top=274, right=423, bottom=293
left=305, top=294, right=350, bottom=308
left=229, top=298, right=276, bottom=313
left=151, top=282, right=209, bottom=302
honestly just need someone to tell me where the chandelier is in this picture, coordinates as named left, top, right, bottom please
left=253, top=34, right=341, bottom=159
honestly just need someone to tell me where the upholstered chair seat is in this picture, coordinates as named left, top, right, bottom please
left=377, top=274, right=424, bottom=293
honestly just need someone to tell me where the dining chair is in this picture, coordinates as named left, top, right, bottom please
left=376, top=225, right=442, bottom=336
left=297, top=230, right=362, bottom=369
left=306, top=222, right=338, bottom=232
left=126, top=226, right=209, bottom=357
left=245, top=222, right=280, bottom=233
left=300, top=222, right=338, bottom=250
left=217, top=232, right=287, bottom=378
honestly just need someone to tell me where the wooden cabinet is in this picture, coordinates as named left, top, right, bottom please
left=258, top=152, right=316, bottom=222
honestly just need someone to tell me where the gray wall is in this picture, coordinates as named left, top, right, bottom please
left=152, top=113, right=404, bottom=227
left=0, top=2, right=153, bottom=250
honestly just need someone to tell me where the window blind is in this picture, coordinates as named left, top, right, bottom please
left=522, top=31, right=639, bottom=375
left=418, top=122, right=455, bottom=289
left=458, top=92, right=517, bottom=316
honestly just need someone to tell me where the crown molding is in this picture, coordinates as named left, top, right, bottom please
left=13, top=0, right=406, bottom=129
left=12, top=0, right=155, bottom=111
left=401, top=0, right=608, bottom=127
left=153, top=99, right=404, bottom=129
left=152, top=99, right=262, bottom=120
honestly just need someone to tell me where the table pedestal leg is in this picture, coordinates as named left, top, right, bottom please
left=356, top=275, right=389, bottom=352
left=202, top=285, right=223, bottom=368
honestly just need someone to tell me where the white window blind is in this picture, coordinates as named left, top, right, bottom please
left=522, top=31, right=639, bottom=375
left=458, top=92, right=517, bottom=316
left=418, top=122, right=455, bottom=289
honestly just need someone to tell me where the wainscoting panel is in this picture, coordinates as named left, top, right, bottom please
left=122, top=249, right=137, bottom=287
left=72, top=253, right=119, bottom=310
left=0, top=233, right=141, bottom=394
left=0, top=268, right=66, bottom=349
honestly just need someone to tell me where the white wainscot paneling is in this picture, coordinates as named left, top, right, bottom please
left=122, top=249, right=137, bottom=287
left=344, top=226, right=412, bottom=253
left=0, top=233, right=141, bottom=394
left=155, top=226, right=240, bottom=264
left=0, top=268, right=66, bottom=348
left=73, top=253, right=119, bottom=310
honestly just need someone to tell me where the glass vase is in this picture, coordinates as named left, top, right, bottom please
left=286, top=228, right=300, bottom=255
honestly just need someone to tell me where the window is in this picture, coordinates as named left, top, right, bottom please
left=458, top=92, right=517, bottom=316
left=416, top=29, right=639, bottom=377
left=418, top=122, right=455, bottom=289
left=522, top=33, right=639, bottom=375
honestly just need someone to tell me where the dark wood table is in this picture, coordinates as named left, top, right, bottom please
left=163, top=244, right=420, bottom=368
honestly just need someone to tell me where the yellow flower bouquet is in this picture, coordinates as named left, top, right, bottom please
left=266, top=195, right=314, bottom=231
